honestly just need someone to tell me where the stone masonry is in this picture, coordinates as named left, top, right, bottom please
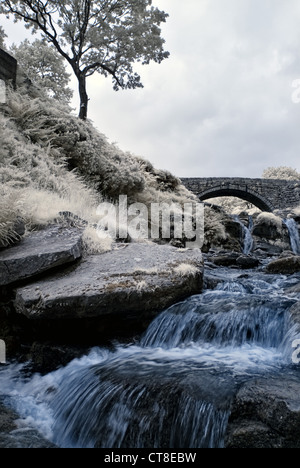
left=181, top=178, right=300, bottom=212
left=0, top=48, right=17, bottom=88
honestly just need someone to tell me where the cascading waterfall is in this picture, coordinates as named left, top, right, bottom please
left=244, top=215, right=254, bottom=254
left=234, top=215, right=254, bottom=254
left=284, top=218, right=300, bottom=255
left=0, top=268, right=299, bottom=448
left=140, top=293, right=294, bottom=351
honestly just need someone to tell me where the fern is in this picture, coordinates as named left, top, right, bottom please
left=0, top=188, right=24, bottom=247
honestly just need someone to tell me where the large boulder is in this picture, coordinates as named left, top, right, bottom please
left=14, top=243, right=203, bottom=321
left=251, top=214, right=291, bottom=257
left=266, top=256, right=300, bottom=275
left=226, top=376, right=300, bottom=448
left=252, top=215, right=284, bottom=241
left=0, top=225, right=83, bottom=287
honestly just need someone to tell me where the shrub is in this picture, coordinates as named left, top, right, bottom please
left=1, top=82, right=212, bottom=249
left=256, top=212, right=283, bottom=231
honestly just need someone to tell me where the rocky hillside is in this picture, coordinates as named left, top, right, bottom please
left=0, top=75, right=207, bottom=366
left=0, top=75, right=199, bottom=246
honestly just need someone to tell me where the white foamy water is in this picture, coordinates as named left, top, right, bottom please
left=1, top=268, right=300, bottom=448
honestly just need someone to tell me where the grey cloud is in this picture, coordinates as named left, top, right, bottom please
left=2, top=0, right=300, bottom=178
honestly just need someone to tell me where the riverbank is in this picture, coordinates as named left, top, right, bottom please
left=0, top=223, right=204, bottom=371
left=1, top=211, right=300, bottom=372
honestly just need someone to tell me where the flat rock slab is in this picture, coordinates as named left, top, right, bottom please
left=0, top=226, right=83, bottom=286
left=14, top=243, right=203, bottom=320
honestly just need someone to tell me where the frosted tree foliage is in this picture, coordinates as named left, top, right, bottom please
left=0, top=0, right=169, bottom=119
left=10, top=39, right=73, bottom=103
left=262, top=166, right=300, bottom=180
left=0, top=25, right=7, bottom=48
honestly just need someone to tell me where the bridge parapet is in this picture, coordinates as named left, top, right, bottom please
left=181, top=178, right=300, bottom=212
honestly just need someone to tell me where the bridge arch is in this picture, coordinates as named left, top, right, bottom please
left=199, top=187, right=274, bottom=212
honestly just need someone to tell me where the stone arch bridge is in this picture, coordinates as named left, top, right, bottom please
left=181, top=178, right=300, bottom=212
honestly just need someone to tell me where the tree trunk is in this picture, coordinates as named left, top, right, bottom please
left=78, top=73, right=88, bottom=120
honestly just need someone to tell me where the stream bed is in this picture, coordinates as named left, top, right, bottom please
left=1, top=265, right=300, bottom=448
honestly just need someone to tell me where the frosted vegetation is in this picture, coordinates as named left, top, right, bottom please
left=0, top=0, right=170, bottom=120
left=256, top=213, right=283, bottom=231
left=0, top=76, right=227, bottom=251
left=1, top=74, right=299, bottom=252
left=10, top=39, right=74, bottom=104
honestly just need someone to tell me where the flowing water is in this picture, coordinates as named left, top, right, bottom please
left=233, top=215, right=254, bottom=255
left=1, top=266, right=300, bottom=448
left=284, top=218, right=300, bottom=255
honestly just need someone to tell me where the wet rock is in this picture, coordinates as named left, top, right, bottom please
left=225, top=421, right=281, bottom=448
left=27, top=342, right=87, bottom=374
left=210, top=252, right=240, bottom=267
left=280, top=250, right=296, bottom=258
left=0, top=225, right=83, bottom=286
left=251, top=214, right=291, bottom=257
left=0, top=400, right=56, bottom=448
left=223, top=219, right=244, bottom=241
left=286, top=283, right=300, bottom=294
left=210, top=252, right=260, bottom=269
left=236, top=256, right=260, bottom=269
left=252, top=239, right=287, bottom=257
left=217, top=219, right=244, bottom=252
left=0, top=401, right=16, bottom=434
left=266, top=256, right=300, bottom=275
left=226, top=376, right=300, bottom=448
left=14, top=243, right=203, bottom=321
left=252, top=220, right=284, bottom=241
left=0, top=430, right=57, bottom=449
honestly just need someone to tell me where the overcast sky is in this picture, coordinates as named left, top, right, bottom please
left=2, top=0, right=300, bottom=178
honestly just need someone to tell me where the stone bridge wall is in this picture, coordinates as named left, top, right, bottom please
left=0, top=48, right=17, bottom=104
left=181, top=178, right=300, bottom=212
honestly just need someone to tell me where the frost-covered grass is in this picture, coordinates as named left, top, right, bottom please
left=292, top=206, right=300, bottom=217
left=82, top=227, right=113, bottom=255
left=0, top=80, right=224, bottom=249
left=0, top=188, right=23, bottom=247
left=173, top=263, right=199, bottom=277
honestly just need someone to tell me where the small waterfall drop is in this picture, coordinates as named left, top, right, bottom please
left=0, top=268, right=300, bottom=449
left=284, top=218, right=300, bottom=255
left=234, top=215, right=254, bottom=254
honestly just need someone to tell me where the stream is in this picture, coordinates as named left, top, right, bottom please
left=0, top=262, right=300, bottom=448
